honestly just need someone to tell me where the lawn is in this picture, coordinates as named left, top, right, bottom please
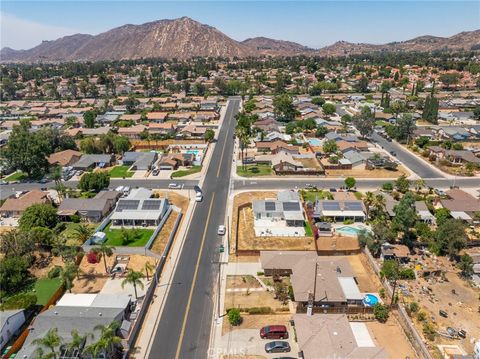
left=300, top=189, right=333, bottom=203
left=59, top=222, right=98, bottom=246
left=34, top=277, right=62, bottom=305
left=171, top=165, right=202, bottom=178
left=4, top=171, right=27, bottom=182
left=237, top=164, right=272, bottom=177
left=304, top=221, right=313, bottom=237
left=103, top=223, right=154, bottom=247
left=109, top=165, right=134, bottom=178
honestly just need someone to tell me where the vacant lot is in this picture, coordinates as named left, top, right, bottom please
left=316, top=235, right=360, bottom=254
left=109, top=165, right=134, bottom=178
left=347, top=253, right=382, bottom=293
left=221, top=314, right=291, bottom=336
left=151, top=211, right=178, bottom=255
left=325, top=165, right=408, bottom=178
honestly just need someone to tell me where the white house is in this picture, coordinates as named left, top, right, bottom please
left=0, top=309, right=25, bottom=351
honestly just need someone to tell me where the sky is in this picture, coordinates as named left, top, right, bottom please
left=1, top=1, right=479, bottom=50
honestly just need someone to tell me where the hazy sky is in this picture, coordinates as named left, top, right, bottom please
left=1, top=1, right=479, bottom=50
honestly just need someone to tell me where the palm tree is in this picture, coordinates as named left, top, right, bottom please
left=143, top=261, right=155, bottom=281
left=121, top=269, right=144, bottom=299
left=60, top=262, right=78, bottom=293
left=64, top=330, right=92, bottom=357
left=73, top=224, right=94, bottom=244
left=32, top=328, right=62, bottom=359
left=96, top=242, right=115, bottom=274
left=84, top=322, right=122, bottom=359
left=415, top=179, right=426, bottom=193
left=33, top=347, right=55, bottom=359
left=364, top=191, right=375, bottom=216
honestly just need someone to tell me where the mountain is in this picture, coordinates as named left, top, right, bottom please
left=242, top=37, right=314, bottom=56
left=1, top=17, right=479, bottom=62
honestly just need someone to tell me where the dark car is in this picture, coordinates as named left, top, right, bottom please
left=260, top=325, right=288, bottom=339
left=194, top=185, right=202, bottom=194
left=439, top=310, right=448, bottom=318
left=265, top=341, right=290, bottom=353
left=390, top=151, right=396, bottom=156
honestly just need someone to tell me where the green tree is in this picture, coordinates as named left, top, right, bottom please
left=78, top=172, right=110, bottom=193
left=352, top=106, right=374, bottom=138
left=395, top=114, right=416, bottom=143
left=322, top=103, right=336, bottom=116
left=380, top=260, right=401, bottom=307
left=19, top=204, right=58, bottom=231
left=112, top=135, right=131, bottom=154
left=344, top=177, right=356, bottom=190
left=0, top=229, right=35, bottom=256
left=434, top=208, right=450, bottom=226
left=373, top=303, right=390, bottom=323
left=95, top=242, right=115, bottom=274
left=393, top=192, right=417, bottom=236
left=73, top=224, right=94, bottom=244
left=0, top=256, right=31, bottom=294
left=144, top=261, right=155, bottom=281
left=273, top=94, right=298, bottom=122
left=204, top=129, right=215, bottom=142
left=121, top=269, right=144, bottom=299
left=83, top=110, right=96, bottom=128
left=457, top=254, right=474, bottom=277
left=394, top=175, right=410, bottom=193
left=32, top=328, right=62, bottom=359
left=125, top=95, right=139, bottom=114
left=473, top=106, right=480, bottom=120
left=84, top=321, right=122, bottom=358
left=311, top=97, right=325, bottom=106
left=29, top=227, right=56, bottom=247
left=432, top=219, right=467, bottom=257
left=322, top=139, right=338, bottom=154
left=355, top=76, right=369, bottom=93
left=439, top=73, right=460, bottom=90
left=59, top=262, right=78, bottom=293
left=228, top=308, right=242, bottom=326
left=422, top=93, right=439, bottom=124
left=315, top=126, right=328, bottom=138
left=65, top=330, right=92, bottom=358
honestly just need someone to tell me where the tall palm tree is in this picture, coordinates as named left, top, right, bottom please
left=33, top=347, right=55, bottom=359
left=364, top=191, right=375, bottom=216
left=32, top=328, right=62, bottom=359
left=73, top=224, right=94, bottom=245
left=64, top=330, right=92, bottom=357
left=96, top=242, right=115, bottom=274
left=60, top=262, right=78, bottom=293
left=143, top=261, right=155, bottom=281
left=121, top=269, right=144, bottom=299
left=84, top=321, right=122, bottom=359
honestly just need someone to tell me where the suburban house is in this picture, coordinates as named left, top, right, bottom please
left=16, top=294, right=132, bottom=359
left=415, top=201, right=435, bottom=223
left=380, top=243, right=411, bottom=263
left=47, top=149, right=82, bottom=167
left=256, top=140, right=299, bottom=154
left=0, top=190, right=51, bottom=218
left=260, top=251, right=366, bottom=310
left=0, top=309, right=25, bottom=352
left=252, top=190, right=305, bottom=237
left=428, top=146, right=480, bottom=165
left=179, top=124, right=207, bottom=139
left=439, top=189, right=480, bottom=223
left=117, top=124, right=147, bottom=139
left=157, top=153, right=193, bottom=170
left=293, top=314, right=388, bottom=359
left=122, top=152, right=158, bottom=171
left=313, top=200, right=366, bottom=222
left=72, top=154, right=114, bottom=170
left=58, top=191, right=121, bottom=222
left=110, top=188, right=169, bottom=227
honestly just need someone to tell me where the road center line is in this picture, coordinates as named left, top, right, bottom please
left=216, top=125, right=231, bottom=178
left=174, top=192, right=216, bottom=359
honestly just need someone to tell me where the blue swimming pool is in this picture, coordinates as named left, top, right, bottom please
left=307, top=138, right=322, bottom=146
left=363, top=294, right=379, bottom=307
left=336, top=226, right=364, bottom=236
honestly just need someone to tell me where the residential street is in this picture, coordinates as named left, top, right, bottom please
left=147, top=98, right=240, bottom=359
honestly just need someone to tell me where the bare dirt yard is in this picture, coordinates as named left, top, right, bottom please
left=316, top=235, right=360, bottom=253
left=72, top=254, right=156, bottom=294
left=222, top=314, right=291, bottom=336
left=402, top=258, right=480, bottom=353
left=150, top=211, right=179, bottom=255
left=325, top=165, right=409, bottom=178
left=232, top=191, right=315, bottom=254
left=29, top=251, right=66, bottom=279
left=347, top=253, right=383, bottom=293
left=227, top=275, right=263, bottom=290
left=224, top=290, right=289, bottom=313
left=367, top=316, right=419, bottom=359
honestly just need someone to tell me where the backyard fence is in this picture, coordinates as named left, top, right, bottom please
left=363, top=247, right=434, bottom=359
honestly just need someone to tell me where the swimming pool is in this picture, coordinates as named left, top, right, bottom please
left=363, top=294, right=379, bottom=307
left=336, top=226, right=364, bottom=236
left=307, top=138, right=322, bottom=146
left=186, top=149, right=201, bottom=156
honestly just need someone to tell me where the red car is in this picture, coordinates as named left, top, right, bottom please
left=260, top=325, right=288, bottom=339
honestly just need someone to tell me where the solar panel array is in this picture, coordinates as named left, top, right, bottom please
left=283, top=202, right=300, bottom=211
left=265, top=201, right=276, bottom=211
left=322, top=201, right=340, bottom=211
left=116, top=200, right=140, bottom=211
left=141, top=200, right=162, bottom=210
left=344, top=202, right=363, bottom=211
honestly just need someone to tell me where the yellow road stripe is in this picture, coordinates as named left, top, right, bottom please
left=174, top=192, right=216, bottom=359
left=216, top=126, right=231, bottom=178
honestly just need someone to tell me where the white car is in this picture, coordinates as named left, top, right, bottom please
left=195, top=192, right=203, bottom=202
left=217, top=225, right=226, bottom=235
left=168, top=183, right=183, bottom=189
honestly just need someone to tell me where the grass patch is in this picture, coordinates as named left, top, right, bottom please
left=109, top=165, right=134, bottom=178
left=34, top=277, right=62, bottom=305
left=171, top=165, right=202, bottom=178
left=304, top=221, right=313, bottom=237
left=300, top=190, right=333, bottom=203
left=354, top=191, right=363, bottom=200
left=237, top=164, right=272, bottom=177
left=59, top=222, right=98, bottom=246
left=103, top=223, right=154, bottom=247
left=4, top=171, right=27, bottom=182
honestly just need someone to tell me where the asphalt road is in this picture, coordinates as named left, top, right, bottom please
left=370, top=132, right=443, bottom=178
left=148, top=98, right=240, bottom=359
left=233, top=177, right=480, bottom=190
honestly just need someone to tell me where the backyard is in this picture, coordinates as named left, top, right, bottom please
left=3, top=171, right=27, bottom=182
left=33, top=277, right=62, bottom=305
left=171, top=165, right=202, bottom=178
left=103, top=223, right=154, bottom=247
left=59, top=222, right=98, bottom=246
left=109, top=165, right=134, bottom=178
left=237, top=164, right=273, bottom=177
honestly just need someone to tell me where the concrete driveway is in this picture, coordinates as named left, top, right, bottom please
left=215, top=328, right=299, bottom=359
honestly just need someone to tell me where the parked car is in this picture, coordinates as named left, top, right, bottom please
left=390, top=151, right=397, bottom=156
left=260, top=325, right=288, bottom=339
left=439, top=310, right=448, bottom=318
left=265, top=341, right=290, bottom=353
left=458, top=329, right=467, bottom=338
left=195, top=192, right=203, bottom=202
left=217, top=225, right=226, bottom=236
left=168, top=183, right=182, bottom=189
left=152, top=169, right=160, bottom=176
left=194, top=185, right=202, bottom=193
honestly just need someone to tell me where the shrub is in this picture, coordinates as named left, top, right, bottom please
left=288, top=285, right=295, bottom=301
left=373, top=303, right=390, bottom=323
left=228, top=308, right=242, bottom=326
left=382, top=182, right=393, bottom=191
left=417, top=311, right=427, bottom=321
left=343, top=219, right=354, bottom=225
left=256, top=271, right=264, bottom=276
left=0, top=293, right=37, bottom=310
left=422, top=322, right=436, bottom=341
left=246, top=307, right=273, bottom=315
left=400, top=268, right=416, bottom=280
left=409, top=302, right=419, bottom=314
left=378, top=288, right=386, bottom=299
left=70, top=215, right=81, bottom=223
left=87, top=251, right=99, bottom=264
left=48, top=266, right=62, bottom=279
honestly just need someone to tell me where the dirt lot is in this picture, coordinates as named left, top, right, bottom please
left=347, top=253, right=383, bottom=293
left=325, top=165, right=409, bottom=178
left=72, top=254, right=156, bottom=293
left=222, top=314, right=291, bottom=336
left=153, top=191, right=189, bottom=213
left=367, top=316, right=419, bottom=359
left=151, top=211, right=179, bottom=255
left=227, top=275, right=263, bottom=290
left=225, top=290, right=289, bottom=313
left=232, top=191, right=315, bottom=254
left=402, top=258, right=480, bottom=353
left=29, top=252, right=66, bottom=279
left=316, top=235, right=360, bottom=253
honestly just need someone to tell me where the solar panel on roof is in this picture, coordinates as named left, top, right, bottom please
left=264, top=201, right=276, bottom=211
left=344, top=202, right=363, bottom=211
left=283, top=202, right=300, bottom=211
left=141, top=200, right=162, bottom=210
left=323, top=201, right=340, bottom=211
left=116, top=200, right=140, bottom=211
